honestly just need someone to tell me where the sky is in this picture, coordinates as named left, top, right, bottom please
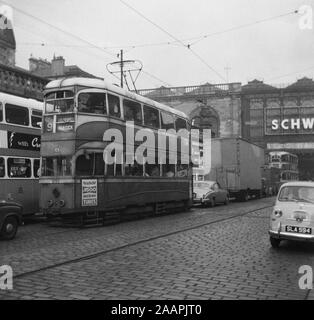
left=1, top=0, right=314, bottom=89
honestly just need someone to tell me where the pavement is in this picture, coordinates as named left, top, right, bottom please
left=1, top=197, right=314, bottom=300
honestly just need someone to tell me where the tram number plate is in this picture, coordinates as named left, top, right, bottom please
left=285, top=226, right=312, bottom=234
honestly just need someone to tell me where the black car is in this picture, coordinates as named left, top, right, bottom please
left=0, top=200, right=23, bottom=240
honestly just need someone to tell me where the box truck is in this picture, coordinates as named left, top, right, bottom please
left=205, top=138, right=265, bottom=201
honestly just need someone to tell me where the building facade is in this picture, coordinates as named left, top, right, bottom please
left=241, top=78, right=314, bottom=180
left=29, top=55, right=101, bottom=80
left=137, top=82, right=242, bottom=138
left=0, top=15, right=48, bottom=100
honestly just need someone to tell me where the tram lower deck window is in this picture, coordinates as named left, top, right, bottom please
left=0, top=157, right=5, bottom=177
left=41, top=157, right=72, bottom=177
left=0, top=102, right=3, bottom=122
left=8, top=158, right=31, bottom=178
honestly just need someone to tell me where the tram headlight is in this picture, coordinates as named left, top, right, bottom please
left=47, top=200, right=54, bottom=207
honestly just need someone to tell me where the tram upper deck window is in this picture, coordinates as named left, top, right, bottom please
left=108, top=94, right=121, bottom=118
left=5, top=104, right=29, bottom=126
left=78, top=92, right=107, bottom=114
left=8, top=158, right=31, bottom=178
left=123, top=99, right=142, bottom=125
left=161, top=112, right=175, bottom=130
left=31, top=110, right=42, bottom=128
left=0, top=102, right=3, bottom=122
left=143, top=105, right=160, bottom=128
left=45, top=91, right=74, bottom=114
left=175, top=117, right=187, bottom=130
left=0, top=157, right=4, bottom=177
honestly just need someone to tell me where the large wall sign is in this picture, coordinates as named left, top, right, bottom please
left=265, top=107, right=314, bottom=135
left=7, top=131, right=41, bottom=151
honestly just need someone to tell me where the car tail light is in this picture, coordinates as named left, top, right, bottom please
left=274, top=209, right=283, bottom=217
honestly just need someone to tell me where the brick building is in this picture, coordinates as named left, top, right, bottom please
left=241, top=78, right=314, bottom=180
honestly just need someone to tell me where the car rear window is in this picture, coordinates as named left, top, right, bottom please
left=278, top=186, right=314, bottom=203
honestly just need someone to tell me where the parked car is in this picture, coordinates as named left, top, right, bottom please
left=269, top=181, right=314, bottom=248
left=193, top=181, right=229, bottom=207
left=0, top=200, right=23, bottom=240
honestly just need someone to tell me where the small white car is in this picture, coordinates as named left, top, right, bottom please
left=269, top=181, right=314, bottom=248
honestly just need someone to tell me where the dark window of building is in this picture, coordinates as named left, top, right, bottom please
left=123, top=99, right=142, bottom=125
left=108, top=94, right=121, bottom=118
left=78, top=92, right=107, bottom=114
left=31, top=110, right=42, bottom=128
left=5, top=104, right=29, bottom=126
left=8, top=158, right=31, bottom=178
left=143, top=105, right=160, bottom=128
left=161, top=112, right=174, bottom=130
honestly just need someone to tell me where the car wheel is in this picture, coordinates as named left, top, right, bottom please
left=210, top=198, right=216, bottom=207
left=1, top=216, right=18, bottom=240
left=270, top=237, right=281, bottom=249
left=224, top=196, right=229, bottom=205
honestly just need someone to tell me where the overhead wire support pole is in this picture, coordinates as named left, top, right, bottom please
left=120, top=49, right=124, bottom=88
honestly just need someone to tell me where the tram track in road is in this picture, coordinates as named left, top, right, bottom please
left=14, top=203, right=273, bottom=280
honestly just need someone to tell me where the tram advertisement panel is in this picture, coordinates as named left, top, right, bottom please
left=7, top=131, right=41, bottom=151
left=82, top=179, right=98, bottom=207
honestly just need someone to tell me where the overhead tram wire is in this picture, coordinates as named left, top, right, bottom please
left=188, top=9, right=299, bottom=46
left=119, top=0, right=227, bottom=82
left=18, top=9, right=299, bottom=51
left=0, top=0, right=173, bottom=88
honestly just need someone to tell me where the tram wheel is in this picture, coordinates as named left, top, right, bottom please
left=1, top=216, right=18, bottom=240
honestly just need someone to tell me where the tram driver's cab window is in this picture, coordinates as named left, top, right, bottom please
left=0, top=157, right=5, bottom=177
left=5, top=104, right=29, bottom=126
left=123, top=99, right=142, bottom=125
left=78, top=92, right=107, bottom=114
left=76, top=153, right=104, bottom=176
left=8, top=158, right=31, bottom=178
left=108, top=94, right=121, bottom=118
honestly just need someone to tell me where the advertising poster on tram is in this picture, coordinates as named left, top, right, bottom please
left=81, top=179, right=98, bottom=207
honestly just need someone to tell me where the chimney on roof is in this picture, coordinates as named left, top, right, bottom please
left=51, top=55, right=65, bottom=76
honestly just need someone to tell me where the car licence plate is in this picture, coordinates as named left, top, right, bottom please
left=285, top=225, right=312, bottom=234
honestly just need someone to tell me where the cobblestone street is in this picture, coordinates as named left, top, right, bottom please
left=1, top=197, right=314, bottom=300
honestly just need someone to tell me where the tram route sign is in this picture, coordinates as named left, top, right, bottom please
left=7, top=131, right=41, bottom=151
left=81, top=179, right=98, bottom=207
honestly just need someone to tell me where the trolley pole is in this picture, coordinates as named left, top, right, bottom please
left=120, top=49, right=124, bottom=88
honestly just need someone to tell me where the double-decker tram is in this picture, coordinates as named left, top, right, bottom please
left=0, top=92, right=42, bottom=215
left=268, top=151, right=299, bottom=184
left=40, top=78, right=192, bottom=225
